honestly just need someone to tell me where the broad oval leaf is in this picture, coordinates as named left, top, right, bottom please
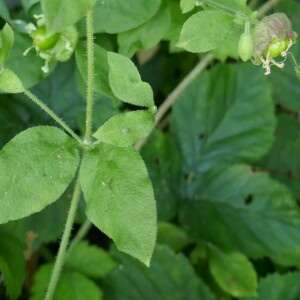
left=41, top=0, right=96, bottom=34
left=92, top=0, right=161, bottom=34
left=180, top=164, right=300, bottom=266
left=0, top=69, right=25, bottom=93
left=65, top=241, right=117, bottom=279
left=117, top=1, right=171, bottom=58
left=31, top=263, right=103, bottom=300
left=0, top=126, right=80, bottom=224
left=93, top=110, right=155, bottom=147
left=105, top=245, right=217, bottom=300
left=108, top=52, right=154, bottom=107
left=177, top=10, right=234, bottom=53
left=208, top=249, right=257, bottom=297
left=80, top=144, right=157, bottom=266
left=171, top=63, right=275, bottom=172
left=0, top=23, right=14, bottom=68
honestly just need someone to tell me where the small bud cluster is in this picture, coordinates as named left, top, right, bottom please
left=24, top=15, right=78, bottom=73
left=238, top=13, right=297, bottom=75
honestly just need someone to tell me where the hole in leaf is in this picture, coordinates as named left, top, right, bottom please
left=244, top=194, right=253, bottom=205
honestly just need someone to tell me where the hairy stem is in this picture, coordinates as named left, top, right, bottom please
left=257, top=0, right=281, bottom=18
left=24, top=90, right=82, bottom=144
left=45, top=177, right=81, bottom=300
left=84, top=9, right=95, bottom=143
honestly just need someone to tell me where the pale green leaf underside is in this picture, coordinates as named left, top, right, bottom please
left=0, top=23, right=14, bottom=68
left=0, top=126, right=80, bottom=224
left=30, top=264, right=103, bottom=300
left=41, top=0, right=96, bottom=34
left=92, top=0, right=161, bottom=34
left=208, top=249, right=257, bottom=297
left=0, top=69, right=25, bottom=93
left=65, top=241, right=117, bottom=279
left=93, top=110, right=155, bottom=147
left=106, top=245, right=217, bottom=300
left=181, top=165, right=300, bottom=266
left=80, top=144, right=157, bottom=266
left=177, top=10, right=234, bottom=53
left=107, top=51, right=154, bottom=107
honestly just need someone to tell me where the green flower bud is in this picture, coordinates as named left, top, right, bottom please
left=239, top=32, right=253, bottom=62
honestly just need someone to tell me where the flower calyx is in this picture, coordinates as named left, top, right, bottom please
left=251, top=13, right=297, bottom=75
left=23, top=15, right=78, bottom=73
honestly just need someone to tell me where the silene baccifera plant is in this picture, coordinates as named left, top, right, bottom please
left=0, top=7, right=157, bottom=300
left=0, top=1, right=299, bottom=299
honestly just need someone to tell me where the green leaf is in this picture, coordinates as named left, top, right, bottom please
left=171, top=63, right=275, bottom=173
left=256, top=115, right=300, bottom=200
left=208, top=0, right=247, bottom=11
left=117, top=1, right=171, bottom=58
left=41, top=0, right=96, bottom=34
left=5, top=31, right=46, bottom=89
left=180, top=0, right=195, bottom=13
left=0, top=221, right=25, bottom=299
left=105, top=245, right=217, bottom=300
left=0, top=24, right=14, bottom=68
left=80, top=144, right=157, bottom=266
left=141, top=130, right=182, bottom=221
left=157, top=222, right=189, bottom=252
left=208, top=249, right=257, bottom=297
left=76, top=42, right=115, bottom=101
left=31, top=264, right=103, bottom=300
left=0, top=126, right=80, bottom=224
left=93, top=110, right=155, bottom=147
left=0, top=0, right=10, bottom=22
left=180, top=164, right=300, bottom=266
left=244, top=272, right=300, bottom=300
left=91, top=0, right=161, bottom=34
left=177, top=11, right=234, bottom=53
left=107, top=52, right=154, bottom=107
left=65, top=241, right=117, bottom=279
left=0, top=69, right=25, bottom=93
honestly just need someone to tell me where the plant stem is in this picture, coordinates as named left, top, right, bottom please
left=84, top=9, right=95, bottom=144
left=24, top=90, right=82, bottom=144
left=45, top=177, right=81, bottom=300
left=135, top=54, right=213, bottom=150
left=68, top=220, right=92, bottom=251
left=257, top=0, right=281, bottom=18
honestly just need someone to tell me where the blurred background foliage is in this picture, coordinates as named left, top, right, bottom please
left=1, top=0, right=300, bottom=299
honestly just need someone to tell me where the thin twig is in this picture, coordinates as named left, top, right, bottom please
left=257, top=0, right=281, bottom=18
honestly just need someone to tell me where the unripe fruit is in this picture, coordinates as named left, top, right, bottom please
left=33, top=26, right=59, bottom=51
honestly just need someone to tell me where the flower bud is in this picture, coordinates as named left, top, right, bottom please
left=239, top=32, right=253, bottom=62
